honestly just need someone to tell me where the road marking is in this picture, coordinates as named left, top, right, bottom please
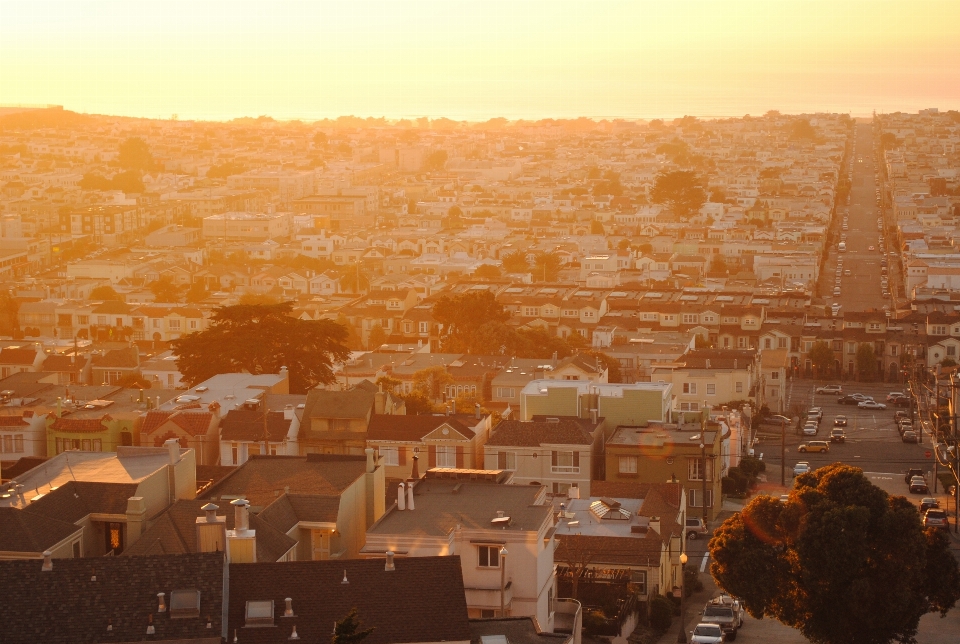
left=700, top=551, right=709, bottom=573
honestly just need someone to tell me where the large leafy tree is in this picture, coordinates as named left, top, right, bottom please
left=171, top=302, right=350, bottom=394
left=432, top=290, right=510, bottom=351
left=809, top=340, right=835, bottom=378
left=709, top=464, right=960, bottom=644
left=90, top=285, right=124, bottom=302
left=650, top=170, right=706, bottom=220
left=501, top=250, right=531, bottom=274
left=533, top=251, right=563, bottom=282
left=118, top=137, right=154, bottom=171
left=856, top=343, right=878, bottom=381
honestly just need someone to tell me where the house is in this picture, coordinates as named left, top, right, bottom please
left=226, top=556, right=471, bottom=644
left=483, top=418, right=600, bottom=496
left=363, top=469, right=558, bottom=627
left=40, top=353, right=89, bottom=385
left=650, top=349, right=760, bottom=419
left=200, top=451, right=384, bottom=561
left=541, top=354, right=608, bottom=383
left=219, top=400, right=301, bottom=466
left=604, top=423, right=723, bottom=521
left=90, top=346, right=141, bottom=386
left=760, top=349, right=789, bottom=414
left=0, top=440, right=196, bottom=558
left=0, top=552, right=225, bottom=644
left=0, top=344, right=45, bottom=378
left=140, top=405, right=221, bottom=465
left=298, top=381, right=404, bottom=455
left=140, top=350, right=186, bottom=389
left=0, top=410, right=46, bottom=459
left=520, top=380, right=673, bottom=428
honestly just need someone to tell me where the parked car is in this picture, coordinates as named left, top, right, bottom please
left=886, top=392, right=906, bottom=402
left=686, top=517, right=709, bottom=540
left=833, top=415, right=847, bottom=427
left=838, top=395, right=863, bottom=405
left=815, top=384, right=843, bottom=395
left=799, top=441, right=830, bottom=453
left=909, top=476, right=929, bottom=494
left=830, top=428, right=846, bottom=443
left=794, top=462, right=811, bottom=476
left=890, top=395, right=910, bottom=408
left=701, top=604, right=739, bottom=641
left=919, top=498, right=940, bottom=513
left=901, top=430, right=918, bottom=443
left=707, top=595, right=745, bottom=628
left=858, top=400, right=887, bottom=410
left=894, top=411, right=910, bottom=422
left=807, top=407, right=823, bottom=422
left=803, top=422, right=819, bottom=436
left=904, top=468, right=924, bottom=484
left=923, top=509, right=949, bottom=530
left=690, top=623, right=724, bottom=644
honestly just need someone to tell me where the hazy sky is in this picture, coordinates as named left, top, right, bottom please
left=2, top=0, right=959, bottom=121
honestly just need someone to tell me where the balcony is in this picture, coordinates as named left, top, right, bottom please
left=553, top=598, right=582, bottom=644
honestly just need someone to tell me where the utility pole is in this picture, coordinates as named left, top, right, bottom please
left=781, top=416, right=786, bottom=487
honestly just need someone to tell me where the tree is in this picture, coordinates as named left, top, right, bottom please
left=708, top=254, right=728, bottom=274
left=473, top=264, right=501, bottom=279
left=709, top=464, right=960, bottom=644
left=0, top=290, right=20, bottom=337
left=809, top=340, right=835, bottom=378
left=880, top=132, right=899, bottom=150
left=367, top=323, right=387, bottom=350
left=184, top=280, right=208, bottom=304
left=206, top=161, right=245, bottom=179
left=149, top=276, right=183, bottom=303
left=555, top=533, right=596, bottom=600
left=90, top=285, right=124, bottom=302
left=412, top=365, right=454, bottom=401
left=118, top=137, right=153, bottom=171
left=650, top=170, right=706, bottom=220
left=444, top=205, right=464, bottom=229
left=170, top=302, right=351, bottom=394
left=423, top=150, right=447, bottom=172
left=855, top=343, right=878, bottom=381
left=110, top=170, right=146, bottom=193
left=401, top=390, right=436, bottom=415
left=432, top=290, right=510, bottom=352
left=789, top=118, right=817, bottom=141
left=501, top=250, right=530, bottom=274
left=332, top=608, right=374, bottom=644
left=580, top=350, right=621, bottom=383
left=533, top=251, right=563, bottom=282
left=590, top=220, right=605, bottom=234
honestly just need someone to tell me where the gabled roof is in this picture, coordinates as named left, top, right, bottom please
left=0, top=552, right=224, bottom=644
left=49, top=417, right=108, bottom=433
left=0, top=507, right=81, bottom=553
left=301, top=385, right=375, bottom=423
left=226, top=556, right=470, bottom=644
left=486, top=419, right=593, bottom=447
left=367, top=414, right=476, bottom=442
left=24, top=480, right=140, bottom=524
left=91, top=347, right=139, bottom=369
left=41, top=355, right=84, bottom=372
left=219, top=409, right=291, bottom=442
left=256, top=494, right=342, bottom=533
left=0, top=348, right=39, bottom=366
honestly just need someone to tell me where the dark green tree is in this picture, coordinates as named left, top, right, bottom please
left=432, top=290, right=510, bottom=352
left=171, top=302, right=351, bottom=394
left=708, top=254, right=728, bottom=274
left=367, top=323, right=387, bottom=350
left=332, top=607, right=374, bottom=644
left=533, top=251, right=563, bottom=282
left=650, top=170, right=707, bottom=220
left=880, top=132, right=898, bottom=150
left=709, top=464, right=960, bottom=644
left=855, top=343, right=878, bottom=381
left=473, top=264, right=501, bottom=279
left=501, top=250, right=531, bottom=273
left=423, top=150, right=447, bottom=172
left=184, top=280, right=208, bottom=304
left=111, top=170, right=145, bottom=193
left=0, top=290, right=20, bottom=337
left=809, top=340, right=835, bottom=378
left=149, top=276, right=183, bottom=303
left=789, top=118, right=818, bottom=141
left=118, top=137, right=153, bottom=171
left=90, top=285, right=124, bottom=301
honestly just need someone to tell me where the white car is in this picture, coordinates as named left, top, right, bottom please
left=690, top=623, right=724, bottom=644
left=858, top=400, right=887, bottom=410
left=815, top=384, right=842, bottom=395
left=803, top=422, right=818, bottom=436
left=794, top=462, right=811, bottom=476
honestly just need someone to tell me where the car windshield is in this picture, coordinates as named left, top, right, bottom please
left=704, top=607, right=731, bottom=617
left=695, top=625, right=722, bottom=636
left=927, top=511, right=946, bottom=518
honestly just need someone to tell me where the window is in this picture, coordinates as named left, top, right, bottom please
left=735, top=382, right=743, bottom=394
left=771, top=371, right=779, bottom=380
left=949, top=346, right=957, bottom=357
left=169, top=590, right=201, bottom=619
left=379, top=446, right=399, bottom=466
left=551, top=450, right=580, bottom=473
left=436, top=446, right=456, bottom=468
left=680, top=402, right=699, bottom=411
left=189, top=320, right=198, bottom=330
left=689, top=488, right=714, bottom=508
left=552, top=482, right=572, bottom=496
left=497, top=451, right=517, bottom=470
left=419, top=322, right=429, bottom=334
left=764, top=338, right=771, bottom=349
left=682, top=382, right=697, bottom=395
left=847, top=342, right=856, bottom=355
left=245, top=600, right=275, bottom=627
left=547, top=586, right=555, bottom=615
left=478, top=545, right=502, bottom=568
left=618, top=456, right=638, bottom=474
left=683, top=314, right=698, bottom=324
left=630, top=570, right=647, bottom=594
left=231, top=443, right=239, bottom=465
left=77, top=315, right=89, bottom=325
left=737, top=337, right=747, bottom=348
left=778, top=337, right=787, bottom=349
left=706, top=384, right=716, bottom=396
left=688, top=457, right=714, bottom=481
left=496, top=387, right=516, bottom=398
left=1, top=435, right=11, bottom=453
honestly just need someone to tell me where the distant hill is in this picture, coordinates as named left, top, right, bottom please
left=0, top=106, right=95, bottom=130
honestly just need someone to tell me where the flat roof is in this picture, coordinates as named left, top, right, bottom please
left=521, top=379, right=671, bottom=397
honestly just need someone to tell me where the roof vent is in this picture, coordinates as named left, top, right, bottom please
left=284, top=598, right=295, bottom=617
left=491, top=515, right=511, bottom=527
left=342, top=569, right=349, bottom=584
left=157, top=592, right=167, bottom=613
left=41, top=550, right=52, bottom=571
left=147, top=614, right=155, bottom=635
left=385, top=551, right=396, bottom=571
left=546, top=417, right=560, bottom=423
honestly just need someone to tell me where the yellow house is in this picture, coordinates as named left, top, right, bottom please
left=650, top=349, right=760, bottom=420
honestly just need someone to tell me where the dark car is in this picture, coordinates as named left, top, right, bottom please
left=833, top=415, right=848, bottom=427
left=890, top=395, right=911, bottom=408
left=904, top=468, right=924, bottom=484
left=919, top=498, right=940, bottom=513
left=902, top=430, right=919, bottom=443
left=837, top=395, right=862, bottom=405
left=909, top=476, right=929, bottom=494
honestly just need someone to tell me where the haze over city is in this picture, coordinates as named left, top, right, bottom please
left=3, top=3, right=960, bottom=644
left=2, top=0, right=960, bottom=121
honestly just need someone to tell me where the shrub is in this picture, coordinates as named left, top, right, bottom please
left=648, top=595, right=673, bottom=632
left=684, top=568, right=705, bottom=596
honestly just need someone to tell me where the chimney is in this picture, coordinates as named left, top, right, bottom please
left=283, top=404, right=294, bottom=420
left=406, top=481, right=415, bottom=510
left=411, top=455, right=419, bottom=480
left=649, top=516, right=661, bottom=534
left=284, top=598, right=295, bottom=617
left=590, top=408, right=598, bottom=424
left=226, top=499, right=256, bottom=563
left=734, top=359, right=738, bottom=369
left=126, top=496, right=147, bottom=543
left=41, top=550, right=53, bottom=571
left=365, top=447, right=376, bottom=474
left=158, top=592, right=167, bottom=613
left=475, top=403, right=481, bottom=420
left=385, top=551, right=396, bottom=571
left=196, top=503, right=227, bottom=553
left=397, top=482, right=406, bottom=510
left=706, top=359, right=711, bottom=369
left=567, top=485, right=580, bottom=500
left=164, top=437, right=181, bottom=465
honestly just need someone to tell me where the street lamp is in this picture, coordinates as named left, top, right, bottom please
left=499, top=546, right=508, bottom=617
left=676, top=552, right=689, bottom=643
left=771, top=415, right=791, bottom=487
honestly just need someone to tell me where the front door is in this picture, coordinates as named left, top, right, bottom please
left=312, top=530, right=330, bottom=560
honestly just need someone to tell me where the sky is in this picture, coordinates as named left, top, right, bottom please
left=1, top=0, right=959, bottom=122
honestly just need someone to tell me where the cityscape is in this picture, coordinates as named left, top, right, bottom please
left=1, top=2, right=960, bottom=644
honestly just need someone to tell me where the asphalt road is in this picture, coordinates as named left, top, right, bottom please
left=820, top=123, right=895, bottom=313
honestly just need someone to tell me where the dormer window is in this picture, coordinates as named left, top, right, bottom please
left=245, top=600, right=275, bottom=627
left=169, top=590, right=200, bottom=619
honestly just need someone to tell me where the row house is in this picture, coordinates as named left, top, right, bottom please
left=130, top=306, right=207, bottom=341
